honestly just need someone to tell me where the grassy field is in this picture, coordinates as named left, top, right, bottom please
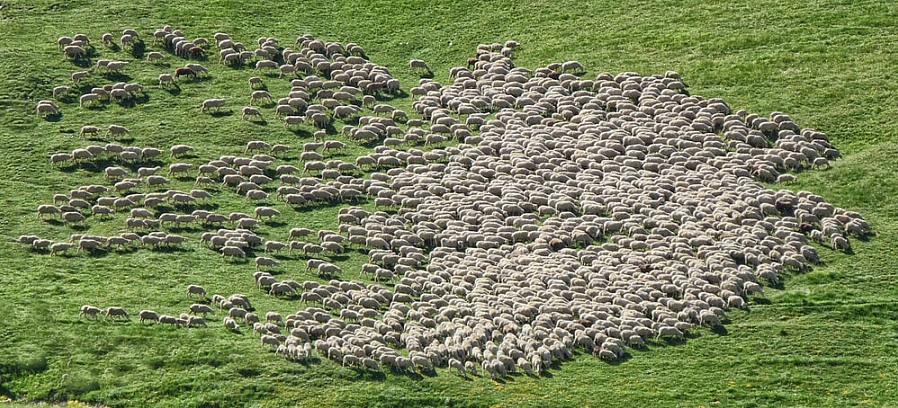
left=1, top=0, right=898, bottom=407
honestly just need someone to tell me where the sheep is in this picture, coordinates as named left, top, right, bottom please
left=49, top=153, right=73, bottom=166
left=409, top=59, right=432, bottom=75
left=170, top=144, right=194, bottom=157
left=36, top=103, right=58, bottom=118
left=105, top=307, right=129, bottom=320
left=168, top=163, right=193, bottom=177
left=139, top=310, right=160, bottom=323
left=224, top=317, right=240, bottom=332
left=561, top=60, right=586, bottom=74
left=201, top=98, right=226, bottom=112
left=106, top=125, right=130, bottom=139
left=49, top=242, right=75, bottom=255
left=190, top=304, right=214, bottom=316
left=105, top=61, right=130, bottom=73
left=242, top=106, right=263, bottom=121
left=254, top=256, right=279, bottom=270
left=254, top=206, right=280, bottom=220
left=186, top=285, right=207, bottom=298
left=146, top=52, right=165, bottom=63
left=159, top=74, right=175, bottom=88
left=53, top=86, right=71, bottom=99
left=221, top=245, right=246, bottom=259
left=78, top=125, right=101, bottom=138
left=80, top=305, right=102, bottom=319
left=248, top=76, right=264, bottom=89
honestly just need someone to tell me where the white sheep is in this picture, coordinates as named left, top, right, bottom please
left=201, top=98, right=226, bottom=112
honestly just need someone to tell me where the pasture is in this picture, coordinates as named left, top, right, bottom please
left=1, top=1, right=897, bottom=407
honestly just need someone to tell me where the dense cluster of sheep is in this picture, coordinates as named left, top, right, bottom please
left=37, top=29, right=866, bottom=380
left=243, top=44, right=863, bottom=376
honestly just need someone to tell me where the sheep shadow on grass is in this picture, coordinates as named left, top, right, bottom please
left=120, top=93, right=151, bottom=108
left=209, top=110, right=234, bottom=118
left=104, top=72, right=133, bottom=82
left=129, top=41, right=146, bottom=59
left=374, top=89, right=409, bottom=102
left=152, top=246, right=191, bottom=254
left=42, top=112, right=64, bottom=122
left=710, top=325, right=729, bottom=336
left=287, top=127, right=315, bottom=138
left=70, top=57, right=93, bottom=69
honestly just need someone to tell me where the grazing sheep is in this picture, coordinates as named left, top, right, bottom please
left=201, top=98, right=226, bottom=112
left=146, top=52, right=165, bottom=63
left=409, top=59, right=432, bottom=75
left=242, top=106, right=263, bottom=121
left=224, top=317, right=240, bottom=331
left=138, top=310, right=160, bottom=323
left=105, top=307, right=129, bottom=320
left=170, top=144, right=194, bottom=157
left=250, top=90, right=273, bottom=105
left=221, top=245, right=246, bottom=259
left=80, top=305, right=102, bottom=319
left=106, top=125, right=130, bottom=139
left=186, top=285, right=207, bottom=298
left=190, top=304, right=214, bottom=316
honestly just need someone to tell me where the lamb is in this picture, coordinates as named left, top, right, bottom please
left=63, top=45, right=86, bottom=60
left=248, top=76, right=264, bottom=89
left=62, top=212, right=86, bottom=225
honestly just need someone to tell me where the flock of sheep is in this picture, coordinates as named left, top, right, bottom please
left=27, top=27, right=868, bottom=380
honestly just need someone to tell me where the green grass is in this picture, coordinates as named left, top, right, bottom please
left=1, top=0, right=898, bottom=407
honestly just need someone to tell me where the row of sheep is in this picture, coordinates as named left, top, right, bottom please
left=19, top=231, right=187, bottom=254
left=50, top=139, right=172, bottom=167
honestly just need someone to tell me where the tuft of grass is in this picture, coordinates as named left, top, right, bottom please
left=0, top=0, right=897, bottom=407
